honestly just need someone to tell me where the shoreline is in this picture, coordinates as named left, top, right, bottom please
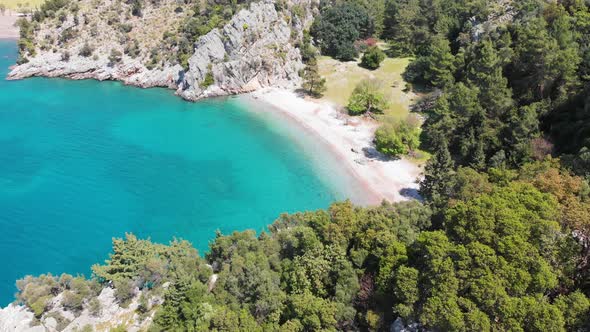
left=0, top=29, right=421, bottom=204
left=249, top=88, right=422, bottom=205
left=0, top=11, right=19, bottom=40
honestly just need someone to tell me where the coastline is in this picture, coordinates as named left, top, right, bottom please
left=1, top=30, right=421, bottom=205
left=249, top=88, right=422, bottom=205
left=0, top=11, right=19, bottom=40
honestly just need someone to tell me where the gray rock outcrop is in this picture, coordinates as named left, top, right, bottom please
left=8, top=0, right=316, bottom=101
left=0, top=287, right=157, bottom=332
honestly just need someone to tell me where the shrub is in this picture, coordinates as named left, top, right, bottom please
left=59, top=28, right=77, bottom=43
left=124, top=40, right=141, bottom=58
left=78, top=42, right=94, bottom=57
left=58, top=11, right=67, bottom=23
left=16, top=274, right=60, bottom=317
left=360, top=46, right=386, bottom=70
left=374, top=116, right=421, bottom=157
left=119, top=23, right=133, bottom=33
left=30, top=296, right=51, bottom=318
left=61, top=51, right=71, bottom=62
left=109, top=49, right=123, bottom=64
left=200, top=64, right=215, bottom=89
left=129, top=0, right=142, bottom=17
left=114, top=279, right=135, bottom=307
left=291, top=4, right=304, bottom=20
left=145, top=48, right=161, bottom=70
left=88, top=298, right=102, bottom=316
left=347, top=79, right=389, bottom=115
left=62, top=290, right=84, bottom=312
left=136, top=292, right=149, bottom=314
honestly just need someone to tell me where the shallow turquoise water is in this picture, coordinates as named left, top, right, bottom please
left=0, top=41, right=354, bottom=304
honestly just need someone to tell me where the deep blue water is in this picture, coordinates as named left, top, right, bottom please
left=0, top=41, right=355, bottom=304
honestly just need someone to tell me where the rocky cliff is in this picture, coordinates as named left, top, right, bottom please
left=0, top=287, right=158, bottom=332
left=8, top=0, right=317, bottom=101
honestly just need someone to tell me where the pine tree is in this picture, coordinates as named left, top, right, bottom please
left=420, top=139, right=455, bottom=210
left=466, top=40, right=513, bottom=118
left=425, top=36, right=456, bottom=89
left=302, top=58, right=327, bottom=98
left=383, top=0, right=423, bottom=56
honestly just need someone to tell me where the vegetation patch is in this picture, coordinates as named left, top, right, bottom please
left=318, top=56, right=413, bottom=120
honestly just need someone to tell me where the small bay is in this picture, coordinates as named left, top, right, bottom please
left=0, top=41, right=355, bottom=304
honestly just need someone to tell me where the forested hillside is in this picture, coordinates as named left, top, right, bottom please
left=6, top=0, right=590, bottom=331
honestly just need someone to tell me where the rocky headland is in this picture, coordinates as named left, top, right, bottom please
left=8, top=0, right=316, bottom=101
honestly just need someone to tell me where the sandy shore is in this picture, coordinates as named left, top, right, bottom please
left=0, top=11, right=19, bottom=39
left=251, top=88, right=422, bottom=205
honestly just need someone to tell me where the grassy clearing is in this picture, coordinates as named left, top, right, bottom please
left=317, top=56, right=417, bottom=120
left=0, top=0, right=44, bottom=11
left=318, top=55, right=430, bottom=164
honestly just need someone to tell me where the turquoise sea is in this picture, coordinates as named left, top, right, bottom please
left=0, top=41, right=359, bottom=305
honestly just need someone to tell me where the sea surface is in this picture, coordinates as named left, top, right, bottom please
left=0, top=41, right=359, bottom=305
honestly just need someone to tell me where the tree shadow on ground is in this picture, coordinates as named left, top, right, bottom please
left=362, top=146, right=400, bottom=162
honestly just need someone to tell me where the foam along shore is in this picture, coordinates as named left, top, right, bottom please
left=250, top=88, right=422, bottom=205
left=0, top=11, right=19, bottom=39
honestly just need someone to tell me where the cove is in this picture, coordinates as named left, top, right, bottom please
left=0, top=40, right=358, bottom=305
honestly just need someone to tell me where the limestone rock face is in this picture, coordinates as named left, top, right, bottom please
left=0, top=287, right=158, bottom=332
left=178, top=0, right=307, bottom=100
left=0, top=304, right=43, bottom=332
left=8, top=0, right=317, bottom=101
left=8, top=51, right=182, bottom=89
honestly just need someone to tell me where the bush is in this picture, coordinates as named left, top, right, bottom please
left=62, top=290, right=84, bottom=312
left=374, top=116, right=421, bottom=157
left=114, top=280, right=135, bottom=307
left=78, top=42, right=94, bottom=57
left=360, top=46, right=386, bottom=70
left=16, top=274, right=60, bottom=317
left=59, top=28, right=77, bottom=43
left=61, top=51, right=71, bottom=62
left=137, top=293, right=149, bottom=314
left=124, top=40, right=141, bottom=58
left=109, top=49, right=123, bottom=65
left=200, top=64, right=215, bottom=89
left=347, top=79, right=389, bottom=115
left=119, top=23, right=133, bottom=33
left=30, top=296, right=52, bottom=318
left=88, top=298, right=102, bottom=316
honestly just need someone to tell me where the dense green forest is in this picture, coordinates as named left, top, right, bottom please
left=13, top=0, right=590, bottom=331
